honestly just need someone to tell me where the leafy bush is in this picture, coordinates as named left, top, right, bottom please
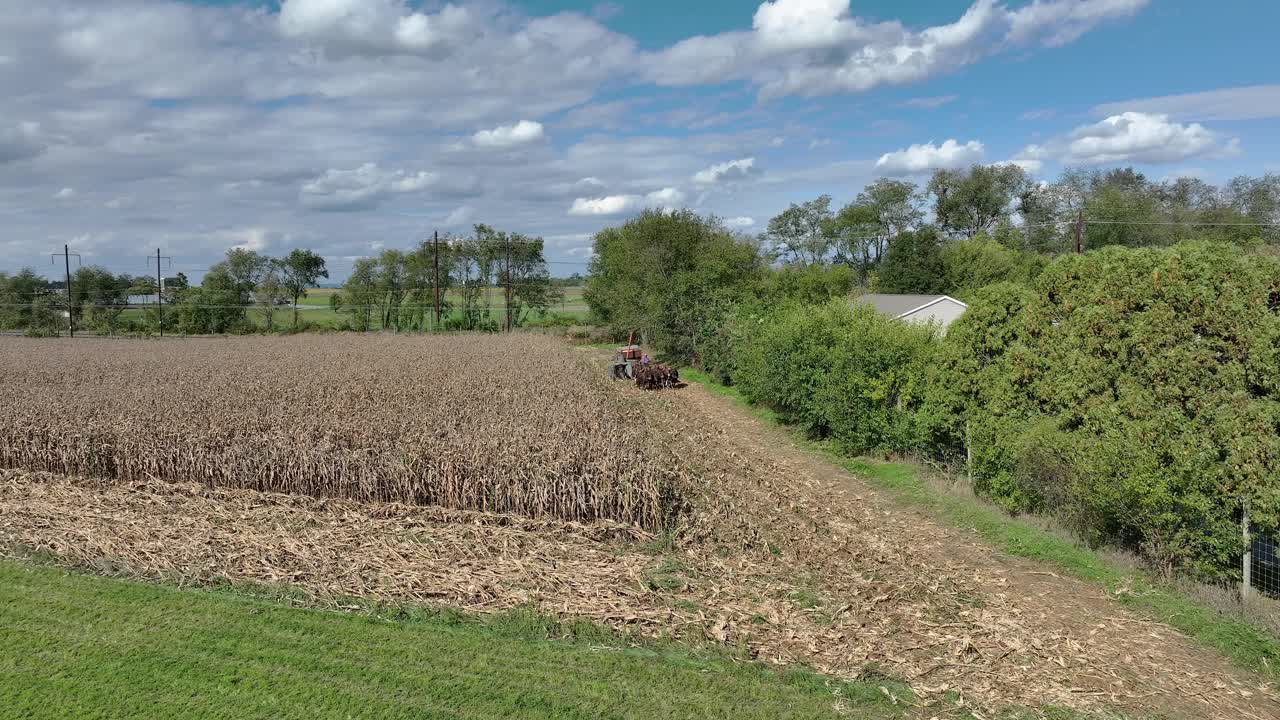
left=733, top=300, right=937, bottom=455
left=875, top=227, right=945, bottom=294
left=939, top=236, right=1045, bottom=299
left=937, top=242, right=1280, bottom=579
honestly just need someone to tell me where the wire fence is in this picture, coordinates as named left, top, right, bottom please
left=1248, top=523, right=1279, bottom=599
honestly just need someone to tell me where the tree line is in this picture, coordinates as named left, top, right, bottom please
left=332, top=224, right=561, bottom=333
left=584, top=165, right=1280, bottom=586
left=762, top=165, right=1279, bottom=293
left=0, top=223, right=564, bottom=335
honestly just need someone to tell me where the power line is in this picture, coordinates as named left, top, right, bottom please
left=1082, top=219, right=1280, bottom=227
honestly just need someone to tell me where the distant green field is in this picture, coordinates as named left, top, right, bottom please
left=113, top=286, right=588, bottom=332
left=298, top=286, right=587, bottom=312
left=0, top=559, right=902, bottom=720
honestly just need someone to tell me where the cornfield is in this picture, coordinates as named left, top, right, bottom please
left=0, top=335, right=684, bottom=529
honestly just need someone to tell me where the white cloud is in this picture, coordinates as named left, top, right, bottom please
left=769, top=136, right=785, bottom=147
left=228, top=227, right=270, bottom=252
left=1061, top=112, right=1230, bottom=165
left=1004, top=112, right=1239, bottom=171
left=875, top=139, right=984, bottom=175
left=644, top=0, right=1146, bottom=100
left=1006, top=0, right=1148, bottom=47
left=1003, top=144, right=1047, bottom=174
left=278, top=0, right=474, bottom=57
left=899, top=95, right=959, bottom=109
left=751, top=0, right=860, bottom=53
left=471, top=120, right=546, bottom=149
left=574, top=177, right=606, bottom=192
left=53, top=187, right=76, bottom=199
left=300, top=163, right=443, bottom=211
left=646, top=187, right=686, bottom=205
left=725, top=216, right=755, bottom=228
left=568, top=187, right=686, bottom=216
left=808, top=138, right=831, bottom=150
left=693, top=157, right=757, bottom=185
left=559, top=101, right=636, bottom=130
left=443, top=205, right=476, bottom=227
left=1093, top=85, right=1280, bottom=122
left=0, top=122, right=46, bottom=164
left=568, top=194, right=641, bottom=216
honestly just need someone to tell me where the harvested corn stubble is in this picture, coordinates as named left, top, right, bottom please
left=0, top=335, right=686, bottom=529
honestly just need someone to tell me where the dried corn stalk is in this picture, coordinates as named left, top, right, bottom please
left=0, top=335, right=686, bottom=529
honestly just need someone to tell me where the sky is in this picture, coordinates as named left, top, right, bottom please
left=3, top=0, right=1279, bottom=281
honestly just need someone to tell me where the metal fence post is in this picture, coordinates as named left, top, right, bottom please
left=1242, top=498, right=1252, bottom=601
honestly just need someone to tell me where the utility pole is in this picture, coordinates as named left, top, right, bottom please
left=50, top=245, right=81, bottom=337
left=147, top=249, right=172, bottom=337
left=1074, top=209, right=1084, bottom=254
left=433, top=230, right=441, bottom=332
left=504, top=233, right=512, bottom=332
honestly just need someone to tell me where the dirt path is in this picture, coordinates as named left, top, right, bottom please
left=656, top=379, right=1279, bottom=719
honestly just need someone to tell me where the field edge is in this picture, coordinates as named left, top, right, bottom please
left=678, top=367, right=1280, bottom=684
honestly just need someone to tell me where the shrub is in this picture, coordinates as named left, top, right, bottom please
left=734, top=300, right=937, bottom=455
left=939, top=242, right=1280, bottom=579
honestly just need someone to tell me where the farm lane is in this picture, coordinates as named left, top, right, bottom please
left=656, top=375, right=1279, bottom=720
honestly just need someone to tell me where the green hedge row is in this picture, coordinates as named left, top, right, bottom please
left=704, top=242, right=1280, bottom=581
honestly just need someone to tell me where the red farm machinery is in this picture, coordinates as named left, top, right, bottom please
left=609, top=330, right=679, bottom=390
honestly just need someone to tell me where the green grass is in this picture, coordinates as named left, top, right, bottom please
left=117, top=302, right=589, bottom=333
left=297, top=286, right=589, bottom=313
left=0, top=559, right=908, bottom=720
left=679, top=368, right=1280, bottom=683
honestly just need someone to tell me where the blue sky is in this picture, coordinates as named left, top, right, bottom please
left=2, top=0, right=1278, bottom=281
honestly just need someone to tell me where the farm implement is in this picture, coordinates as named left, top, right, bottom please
left=608, top=331, right=679, bottom=390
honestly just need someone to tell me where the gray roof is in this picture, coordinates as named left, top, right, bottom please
left=851, top=293, right=966, bottom=318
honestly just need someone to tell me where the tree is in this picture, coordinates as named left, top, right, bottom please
left=222, top=248, right=270, bottom=301
left=402, top=237, right=453, bottom=332
left=928, top=165, right=1031, bottom=239
left=585, top=209, right=763, bottom=364
left=940, top=237, right=1044, bottom=299
left=450, top=237, right=490, bottom=331
left=1079, top=168, right=1163, bottom=248
left=765, top=195, right=833, bottom=265
left=375, top=249, right=407, bottom=330
left=333, top=258, right=378, bottom=331
left=825, top=202, right=880, bottom=277
left=279, top=249, right=328, bottom=330
left=177, top=249, right=268, bottom=333
left=0, top=269, right=47, bottom=330
left=876, top=227, right=945, bottom=294
left=255, top=261, right=289, bottom=332
left=70, top=266, right=134, bottom=334
left=827, top=179, right=923, bottom=278
left=499, top=231, right=561, bottom=327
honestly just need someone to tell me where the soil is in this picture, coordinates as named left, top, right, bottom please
left=644, top=378, right=1280, bottom=720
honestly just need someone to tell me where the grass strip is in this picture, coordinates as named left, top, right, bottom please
left=0, top=559, right=906, bottom=720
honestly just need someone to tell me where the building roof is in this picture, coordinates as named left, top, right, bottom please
left=852, top=293, right=968, bottom=319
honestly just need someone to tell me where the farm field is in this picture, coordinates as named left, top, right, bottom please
left=284, top=285, right=591, bottom=328
left=0, top=335, right=675, bottom=527
left=1, top=334, right=1277, bottom=720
